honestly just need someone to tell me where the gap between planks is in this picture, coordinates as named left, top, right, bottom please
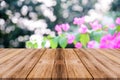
left=74, top=49, right=120, bottom=79
left=0, top=49, right=46, bottom=79
left=0, top=49, right=119, bottom=80
left=28, top=49, right=93, bottom=80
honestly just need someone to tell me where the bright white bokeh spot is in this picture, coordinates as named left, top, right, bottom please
left=21, top=5, right=28, bottom=16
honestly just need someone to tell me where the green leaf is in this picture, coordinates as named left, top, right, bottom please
left=60, top=33, right=66, bottom=37
left=26, top=41, right=33, bottom=48
left=26, top=41, right=38, bottom=48
left=47, top=35, right=53, bottom=39
left=41, top=40, right=46, bottom=48
left=80, top=34, right=90, bottom=47
left=75, top=33, right=81, bottom=42
left=33, top=43, right=38, bottom=48
left=41, top=37, right=47, bottom=48
left=59, top=37, right=67, bottom=48
left=92, top=31, right=103, bottom=42
left=108, top=29, right=116, bottom=35
left=116, top=26, right=120, bottom=32
left=50, top=37, right=59, bottom=49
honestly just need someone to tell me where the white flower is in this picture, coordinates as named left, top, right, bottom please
left=30, top=34, right=43, bottom=42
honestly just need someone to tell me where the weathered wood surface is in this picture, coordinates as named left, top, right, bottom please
left=0, top=49, right=120, bottom=80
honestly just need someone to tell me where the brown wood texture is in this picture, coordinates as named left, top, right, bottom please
left=0, top=49, right=119, bottom=80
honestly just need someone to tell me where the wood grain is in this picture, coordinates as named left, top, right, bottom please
left=28, top=49, right=56, bottom=80
left=0, top=49, right=45, bottom=79
left=96, top=49, right=120, bottom=64
left=64, top=49, right=92, bottom=80
left=52, top=49, right=68, bottom=80
left=0, top=49, right=24, bottom=64
left=0, top=49, right=119, bottom=80
left=74, top=49, right=120, bottom=80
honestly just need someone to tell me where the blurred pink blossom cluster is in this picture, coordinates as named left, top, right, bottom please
left=53, top=17, right=120, bottom=48
left=55, top=23, right=70, bottom=34
left=25, top=17, right=120, bottom=48
left=98, top=17, right=120, bottom=48
left=54, top=17, right=120, bottom=48
left=116, top=18, right=120, bottom=25
left=90, top=21, right=102, bottom=31
left=100, top=33, right=120, bottom=48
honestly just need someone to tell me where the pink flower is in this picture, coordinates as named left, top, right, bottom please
left=55, top=25, right=62, bottom=34
left=113, top=33, right=120, bottom=48
left=75, top=42, right=82, bottom=48
left=79, top=24, right=88, bottom=34
left=73, top=17, right=85, bottom=25
left=67, top=35, right=75, bottom=44
left=109, top=24, right=115, bottom=29
left=55, top=23, right=70, bottom=34
left=90, top=21, right=102, bottom=31
left=116, top=17, right=120, bottom=25
left=87, top=41, right=99, bottom=48
left=100, top=34, right=116, bottom=48
left=61, top=23, right=70, bottom=31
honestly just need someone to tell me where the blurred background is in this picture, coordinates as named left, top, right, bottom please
left=0, top=0, right=120, bottom=48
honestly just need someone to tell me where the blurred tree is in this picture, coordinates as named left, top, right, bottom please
left=111, top=0, right=120, bottom=11
left=110, top=0, right=120, bottom=18
left=0, top=0, right=97, bottom=48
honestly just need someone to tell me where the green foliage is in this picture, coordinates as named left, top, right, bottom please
left=41, top=40, right=46, bottom=48
left=50, top=37, right=59, bottom=49
left=26, top=41, right=32, bottom=48
left=116, top=26, right=120, bottom=32
left=80, top=34, right=90, bottom=47
left=59, top=37, right=67, bottom=48
left=108, top=29, right=116, bottom=35
left=75, top=33, right=81, bottom=42
left=0, top=0, right=97, bottom=48
left=33, top=43, right=38, bottom=48
left=26, top=41, right=38, bottom=48
left=91, top=31, right=103, bottom=42
left=111, top=0, right=120, bottom=12
left=1, top=0, right=120, bottom=48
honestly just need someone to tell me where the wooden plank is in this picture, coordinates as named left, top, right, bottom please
left=14, top=49, right=45, bottom=79
left=96, top=49, right=120, bottom=64
left=74, top=49, right=118, bottom=80
left=0, top=49, right=119, bottom=80
left=0, top=49, right=4, bottom=51
left=87, top=49, right=120, bottom=77
left=104, top=49, right=120, bottom=59
left=64, top=49, right=92, bottom=80
left=52, top=49, right=68, bottom=80
left=0, top=49, right=25, bottom=64
left=116, top=49, right=120, bottom=51
left=0, top=49, right=33, bottom=78
left=28, top=49, right=56, bottom=80
left=1, top=49, right=45, bottom=79
left=0, top=49, right=20, bottom=59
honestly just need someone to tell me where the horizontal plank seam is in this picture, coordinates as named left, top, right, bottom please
left=26, top=49, right=46, bottom=79
left=73, top=49, right=94, bottom=80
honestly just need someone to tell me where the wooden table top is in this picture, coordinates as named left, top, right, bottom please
left=0, top=49, right=120, bottom=80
